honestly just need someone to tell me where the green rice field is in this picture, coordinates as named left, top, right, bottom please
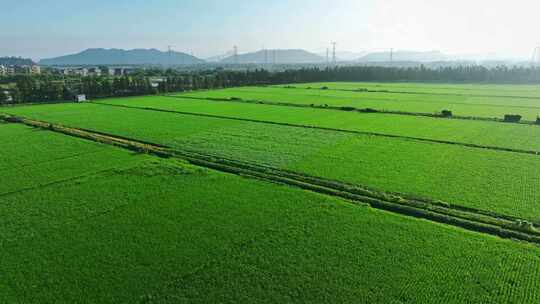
left=3, top=82, right=540, bottom=303
left=4, top=101, right=540, bottom=221
left=179, top=85, right=540, bottom=120
left=2, top=123, right=540, bottom=303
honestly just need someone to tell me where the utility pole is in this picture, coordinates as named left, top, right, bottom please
left=331, top=42, right=337, bottom=64
left=233, top=46, right=238, bottom=65
left=326, top=48, right=329, bottom=66
left=167, top=45, right=173, bottom=67
left=532, top=47, right=540, bottom=67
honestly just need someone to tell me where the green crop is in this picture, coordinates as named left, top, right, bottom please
left=181, top=84, right=540, bottom=120
left=2, top=124, right=540, bottom=303
left=5, top=102, right=540, bottom=221
left=99, top=95, right=540, bottom=152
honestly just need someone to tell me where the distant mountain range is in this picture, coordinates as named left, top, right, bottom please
left=357, top=50, right=449, bottom=62
left=0, top=57, right=35, bottom=66
left=35, top=48, right=513, bottom=67
left=39, top=48, right=205, bottom=66
left=220, top=49, right=325, bottom=64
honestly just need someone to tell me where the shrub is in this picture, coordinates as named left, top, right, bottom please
left=321, top=86, right=329, bottom=90
left=360, top=108, right=379, bottom=113
left=356, top=88, right=368, bottom=92
left=441, top=110, right=453, bottom=117
left=340, top=106, right=356, bottom=111
left=536, top=116, right=540, bottom=125
left=504, top=114, right=522, bottom=123
left=513, top=220, right=536, bottom=233
left=229, top=97, right=242, bottom=101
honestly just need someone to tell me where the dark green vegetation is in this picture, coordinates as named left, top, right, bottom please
left=2, top=123, right=540, bottom=303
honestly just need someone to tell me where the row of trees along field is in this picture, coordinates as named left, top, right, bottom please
left=2, top=65, right=540, bottom=104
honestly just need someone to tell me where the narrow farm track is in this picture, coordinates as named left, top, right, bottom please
left=0, top=167, right=123, bottom=199
left=167, top=94, right=540, bottom=125
left=95, top=101, right=540, bottom=157
left=2, top=113, right=540, bottom=245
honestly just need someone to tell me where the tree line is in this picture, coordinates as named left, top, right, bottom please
left=0, top=57, right=36, bottom=66
left=2, top=65, right=540, bottom=104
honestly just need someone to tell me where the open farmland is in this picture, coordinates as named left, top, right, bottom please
left=4, top=99, right=540, bottom=222
left=3, top=82, right=540, bottom=302
left=179, top=85, right=540, bottom=120
left=100, top=95, right=540, bottom=152
left=3, top=123, right=540, bottom=303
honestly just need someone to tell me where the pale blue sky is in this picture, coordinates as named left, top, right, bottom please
left=2, top=0, right=539, bottom=60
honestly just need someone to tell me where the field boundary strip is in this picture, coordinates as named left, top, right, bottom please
left=94, top=101, right=540, bottom=157
left=170, top=94, right=540, bottom=125
left=1, top=112, right=539, bottom=245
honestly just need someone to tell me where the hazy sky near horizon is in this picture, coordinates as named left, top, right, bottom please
left=2, top=0, right=539, bottom=60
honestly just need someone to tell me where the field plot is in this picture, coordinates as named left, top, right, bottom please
left=2, top=123, right=540, bottom=303
left=180, top=86, right=540, bottom=120
left=0, top=123, right=140, bottom=195
left=289, top=82, right=540, bottom=98
left=4, top=103, right=540, bottom=221
left=99, top=95, right=540, bottom=152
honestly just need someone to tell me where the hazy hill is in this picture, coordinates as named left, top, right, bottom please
left=0, top=57, right=35, bottom=66
left=221, top=49, right=325, bottom=64
left=316, top=51, right=368, bottom=62
left=205, top=51, right=235, bottom=62
left=358, top=50, right=449, bottom=62
left=39, top=48, right=205, bottom=66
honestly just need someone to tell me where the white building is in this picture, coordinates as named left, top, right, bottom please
left=88, top=67, right=101, bottom=76
left=31, top=65, right=41, bottom=74
left=76, top=94, right=87, bottom=102
left=0, top=65, right=6, bottom=75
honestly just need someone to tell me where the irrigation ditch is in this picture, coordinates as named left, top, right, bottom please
left=2, top=112, right=540, bottom=245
